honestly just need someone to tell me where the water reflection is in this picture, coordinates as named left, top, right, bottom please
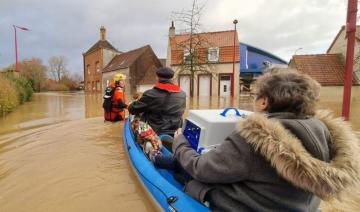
left=0, top=92, right=85, bottom=135
left=85, top=93, right=103, bottom=118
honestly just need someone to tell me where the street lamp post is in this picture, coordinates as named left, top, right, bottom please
left=13, top=25, right=29, bottom=72
left=342, top=0, right=357, bottom=120
left=232, top=19, right=238, bottom=97
left=294, top=47, right=303, bottom=55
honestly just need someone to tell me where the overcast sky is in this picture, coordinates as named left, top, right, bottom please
left=0, top=0, right=347, bottom=75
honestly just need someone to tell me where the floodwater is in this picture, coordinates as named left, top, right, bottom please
left=0, top=88, right=359, bottom=212
left=0, top=92, right=155, bottom=212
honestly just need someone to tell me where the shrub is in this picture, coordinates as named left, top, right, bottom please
left=0, top=75, right=19, bottom=115
left=7, top=75, right=34, bottom=103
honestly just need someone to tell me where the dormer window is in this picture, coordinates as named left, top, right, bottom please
left=208, top=47, right=219, bottom=62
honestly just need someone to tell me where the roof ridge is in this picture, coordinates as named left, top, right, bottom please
left=122, top=44, right=150, bottom=54
left=175, top=29, right=236, bottom=36
left=102, top=45, right=153, bottom=72
left=240, top=42, right=288, bottom=64
left=83, top=39, right=118, bottom=55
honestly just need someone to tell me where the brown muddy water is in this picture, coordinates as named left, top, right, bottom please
left=0, top=88, right=359, bottom=212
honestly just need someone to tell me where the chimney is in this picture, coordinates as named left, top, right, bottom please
left=169, top=21, right=175, bottom=37
left=100, top=26, right=106, bottom=40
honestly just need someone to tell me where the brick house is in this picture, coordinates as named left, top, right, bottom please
left=166, top=23, right=240, bottom=97
left=327, top=25, right=360, bottom=84
left=288, top=54, right=354, bottom=86
left=102, top=45, right=162, bottom=96
left=83, top=26, right=119, bottom=92
left=83, top=27, right=162, bottom=94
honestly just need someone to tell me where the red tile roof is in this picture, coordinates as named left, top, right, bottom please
left=102, top=45, right=150, bottom=73
left=83, top=40, right=119, bottom=55
left=290, top=54, right=348, bottom=86
left=170, top=30, right=239, bottom=50
left=170, top=30, right=240, bottom=64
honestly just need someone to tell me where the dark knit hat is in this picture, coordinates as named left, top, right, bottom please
left=156, top=67, right=174, bottom=79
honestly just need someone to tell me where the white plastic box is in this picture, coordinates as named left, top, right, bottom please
left=182, top=107, right=252, bottom=154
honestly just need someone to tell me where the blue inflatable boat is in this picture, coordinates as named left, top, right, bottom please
left=123, top=118, right=210, bottom=212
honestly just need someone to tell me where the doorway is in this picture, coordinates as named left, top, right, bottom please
left=219, top=75, right=231, bottom=97
left=179, top=75, right=191, bottom=96
left=198, top=74, right=211, bottom=96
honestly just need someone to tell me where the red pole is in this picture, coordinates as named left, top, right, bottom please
left=342, top=0, right=357, bottom=120
left=232, top=19, right=238, bottom=97
left=13, top=25, right=19, bottom=72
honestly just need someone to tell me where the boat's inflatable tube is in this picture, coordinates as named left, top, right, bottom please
left=123, top=118, right=210, bottom=212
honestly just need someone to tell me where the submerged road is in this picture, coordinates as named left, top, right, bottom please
left=0, top=92, right=155, bottom=212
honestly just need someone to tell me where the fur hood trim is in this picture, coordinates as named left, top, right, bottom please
left=237, top=110, right=360, bottom=200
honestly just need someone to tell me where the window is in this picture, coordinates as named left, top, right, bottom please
left=87, top=65, right=91, bottom=75
left=183, top=49, right=193, bottom=63
left=208, top=47, right=219, bottom=62
left=95, top=61, right=100, bottom=73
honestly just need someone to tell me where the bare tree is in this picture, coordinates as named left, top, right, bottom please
left=48, top=56, right=67, bottom=82
left=172, top=0, right=215, bottom=96
left=19, top=58, right=47, bottom=92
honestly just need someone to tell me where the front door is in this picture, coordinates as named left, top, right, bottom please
left=198, top=75, right=211, bottom=96
left=179, top=75, right=191, bottom=96
left=219, top=75, right=231, bottom=97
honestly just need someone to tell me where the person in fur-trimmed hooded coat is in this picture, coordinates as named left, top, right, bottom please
left=173, top=69, right=360, bottom=212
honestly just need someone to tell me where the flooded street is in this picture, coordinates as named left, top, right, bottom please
left=0, top=92, right=155, bottom=212
left=0, top=88, right=359, bottom=212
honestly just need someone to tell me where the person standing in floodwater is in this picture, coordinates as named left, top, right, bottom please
left=128, top=67, right=186, bottom=139
left=103, top=73, right=127, bottom=121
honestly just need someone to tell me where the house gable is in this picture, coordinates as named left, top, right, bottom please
left=169, top=30, right=240, bottom=65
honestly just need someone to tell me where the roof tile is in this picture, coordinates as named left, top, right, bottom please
left=170, top=30, right=239, bottom=50
left=84, top=40, right=118, bottom=55
left=102, top=45, right=150, bottom=73
left=290, top=54, right=352, bottom=86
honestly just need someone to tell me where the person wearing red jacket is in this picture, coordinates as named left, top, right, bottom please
left=103, top=73, right=127, bottom=121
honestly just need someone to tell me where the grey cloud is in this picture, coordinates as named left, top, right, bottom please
left=0, top=0, right=347, bottom=74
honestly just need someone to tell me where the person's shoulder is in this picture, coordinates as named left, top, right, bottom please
left=179, top=90, right=186, bottom=96
left=172, top=89, right=186, bottom=97
left=142, top=87, right=159, bottom=96
left=228, top=131, right=249, bottom=143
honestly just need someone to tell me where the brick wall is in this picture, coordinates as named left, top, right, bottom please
left=133, top=47, right=162, bottom=86
left=84, top=49, right=103, bottom=92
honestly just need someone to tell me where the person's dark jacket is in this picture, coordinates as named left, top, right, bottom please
left=173, top=111, right=360, bottom=212
left=128, top=80, right=186, bottom=135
